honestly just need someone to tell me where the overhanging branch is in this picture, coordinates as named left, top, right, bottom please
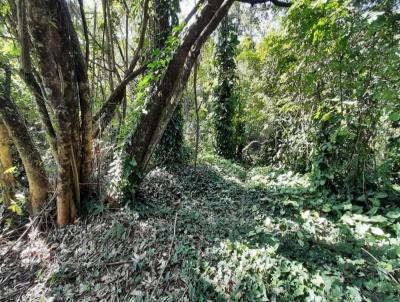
left=237, top=0, right=292, bottom=7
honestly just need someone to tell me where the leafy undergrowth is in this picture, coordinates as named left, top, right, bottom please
left=1, top=156, right=400, bottom=301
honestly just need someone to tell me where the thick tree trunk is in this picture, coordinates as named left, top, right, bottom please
left=27, top=0, right=90, bottom=224
left=125, top=0, right=234, bottom=189
left=0, top=119, right=16, bottom=206
left=0, top=95, right=49, bottom=215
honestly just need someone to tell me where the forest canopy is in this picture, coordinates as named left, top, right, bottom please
left=0, top=0, right=399, bottom=301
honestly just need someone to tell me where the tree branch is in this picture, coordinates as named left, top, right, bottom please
left=16, top=0, right=58, bottom=155
left=126, top=0, right=150, bottom=75
left=77, top=0, right=90, bottom=65
left=184, top=0, right=206, bottom=24
left=92, top=0, right=150, bottom=137
left=93, top=65, right=147, bottom=138
left=237, top=0, right=292, bottom=7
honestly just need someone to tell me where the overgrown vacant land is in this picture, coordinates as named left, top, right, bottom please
left=0, top=0, right=399, bottom=301
left=1, top=156, right=400, bottom=301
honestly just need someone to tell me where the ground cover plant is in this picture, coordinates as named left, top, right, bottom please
left=0, top=0, right=399, bottom=301
left=1, top=155, right=399, bottom=301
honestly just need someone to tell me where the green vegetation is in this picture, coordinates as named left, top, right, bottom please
left=213, top=15, right=242, bottom=160
left=0, top=0, right=399, bottom=300
left=2, top=155, right=399, bottom=300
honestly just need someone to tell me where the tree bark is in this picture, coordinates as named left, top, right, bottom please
left=125, top=0, right=234, bottom=189
left=0, top=91, right=49, bottom=215
left=26, top=0, right=89, bottom=224
left=193, top=59, right=200, bottom=167
left=66, top=1, right=94, bottom=203
left=16, top=0, right=58, bottom=158
left=77, top=0, right=90, bottom=65
left=0, top=119, right=16, bottom=207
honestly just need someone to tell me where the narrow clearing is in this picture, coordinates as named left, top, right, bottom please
left=1, top=157, right=399, bottom=301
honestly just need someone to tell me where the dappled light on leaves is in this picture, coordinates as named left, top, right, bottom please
left=0, top=0, right=399, bottom=301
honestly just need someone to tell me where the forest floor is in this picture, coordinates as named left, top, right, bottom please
left=1, top=155, right=400, bottom=301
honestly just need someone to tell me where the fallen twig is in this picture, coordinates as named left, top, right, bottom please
left=104, top=259, right=137, bottom=267
left=362, top=247, right=400, bottom=285
left=2, top=195, right=55, bottom=256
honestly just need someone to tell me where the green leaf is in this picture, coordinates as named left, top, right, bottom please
left=386, top=211, right=400, bottom=219
left=8, top=202, right=22, bottom=215
left=388, top=112, right=400, bottom=122
left=369, top=215, right=387, bottom=223
left=374, top=192, right=388, bottom=199
left=3, top=166, right=16, bottom=175
left=130, top=158, right=137, bottom=168
left=320, top=111, right=332, bottom=122
left=370, top=227, right=385, bottom=236
left=346, top=286, right=362, bottom=302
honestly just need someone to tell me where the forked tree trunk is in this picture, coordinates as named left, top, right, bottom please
left=0, top=119, right=16, bottom=206
left=26, top=0, right=92, bottom=225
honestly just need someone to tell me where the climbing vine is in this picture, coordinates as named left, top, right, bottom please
left=213, top=15, right=242, bottom=160
left=120, top=22, right=183, bottom=201
left=153, top=0, right=185, bottom=165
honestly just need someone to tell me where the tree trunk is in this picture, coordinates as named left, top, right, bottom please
left=213, top=15, right=239, bottom=160
left=0, top=119, right=16, bottom=207
left=17, top=0, right=58, bottom=158
left=0, top=94, right=49, bottom=215
left=193, top=59, right=200, bottom=167
left=1, top=63, right=48, bottom=214
left=26, top=0, right=92, bottom=225
left=152, top=0, right=184, bottom=165
left=124, top=0, right=234, bottom=192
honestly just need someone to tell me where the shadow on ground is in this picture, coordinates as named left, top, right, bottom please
left=1, top=161, right=399, bottom=301
left=134, top=163, right=400, bottom=301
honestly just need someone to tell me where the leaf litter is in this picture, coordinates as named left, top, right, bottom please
left=0, top=157, right=399, bottom=301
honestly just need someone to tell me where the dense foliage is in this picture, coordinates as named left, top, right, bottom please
left=0, top=0, right=399, bottom=301
left=234, top=0, right=400, bottom=200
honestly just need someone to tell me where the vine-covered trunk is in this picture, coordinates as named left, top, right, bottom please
left=213, top=15, right=240, bottom=160
left=124, top=0, right=234, bottom=193
left=152, top=0, right=184, bottom=164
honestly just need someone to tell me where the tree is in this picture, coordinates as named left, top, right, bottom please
left=0, top=64, right=49, bottom=215
left=213, top=15, right=240, bottom=160
left=123, top=0, right=237, bottom=197
left=0, top=118, right=16, bottom=207
left=2, top=0, right=290, bottom=222
left=151, top=0, right=185, bottom=165
left=19, top=0, right=93, bottom=224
